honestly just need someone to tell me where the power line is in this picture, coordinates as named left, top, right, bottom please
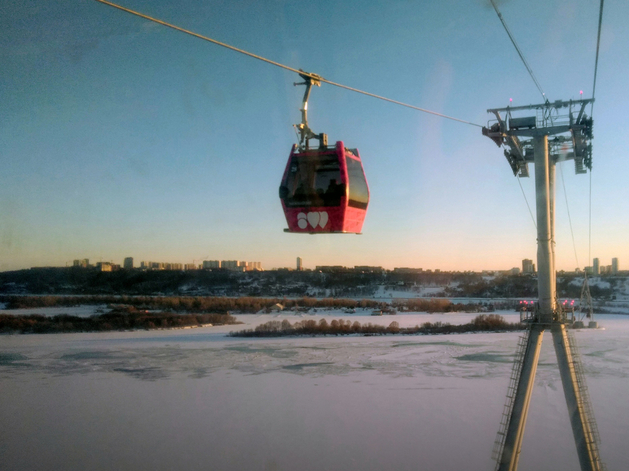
left=588, top=170, right=592, bottom=267
left=591, top=0, right=605, bottom=116
left=320, top=79, right=483, bottom=127
left=489, top=0, right=547, bottom=102
left=588, top=0, right=603, bottom=267
left=94, top=0, right=483, bottom=128
left=558, top=162, right=580, bottom=269
left=516, top=176, right=536, bottom=230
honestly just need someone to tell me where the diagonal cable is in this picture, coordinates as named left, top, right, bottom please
left=591, top=0, right=605, bottom=116
left=588, top=171, right=592, bottom=267
left=588, top=1, right=603, bottom=266
left=94, top=0, right=483, bottom=128
left=558, top=162, right=580, bottom=269
left=489, top=0, right=547, bottom=102
left=517, top=176, right=536, bottom=230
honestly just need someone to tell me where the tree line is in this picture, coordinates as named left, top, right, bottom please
left=1, top=295, right=493, bottom=314
left=0, top=305, right=239, bottom=334
left=229, top=314, right=524, bottom=337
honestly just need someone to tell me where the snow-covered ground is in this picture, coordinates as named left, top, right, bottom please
left=0, top=304, right=108, bottom=318
left=1, top=312, right=628, bottom=471
left=371, top=285, right=447, bottom=299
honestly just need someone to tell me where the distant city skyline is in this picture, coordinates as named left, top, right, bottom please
left=24, top=255, right=621, bottom=275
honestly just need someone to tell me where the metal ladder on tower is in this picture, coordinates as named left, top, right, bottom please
left=579, top=273, right=595, bottom=321
left=492, top=329, right=530, bottom=468
left=565, top=329, right=606, bottom=471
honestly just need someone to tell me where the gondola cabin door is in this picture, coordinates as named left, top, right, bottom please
left=279, top=141, right=369, bottom=233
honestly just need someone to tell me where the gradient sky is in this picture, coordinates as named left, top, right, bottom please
left=1, top=0, right=627, bottom=272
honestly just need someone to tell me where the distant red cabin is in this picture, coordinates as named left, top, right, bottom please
left=279, top=141, right=369, bottom=233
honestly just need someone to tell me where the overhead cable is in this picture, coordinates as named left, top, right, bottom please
left=588, top=1, right=604, bottom=267
left=489, top=0, right=547, bottom=101
left=516, top=176, right=536, bottom=230
left=588, top=171, right=593, bottom=267
left=94, top=0, right=483, bottom=128
left=558, top=162, right=580, bottom=269
left=591, top=0, right=605, bottom=116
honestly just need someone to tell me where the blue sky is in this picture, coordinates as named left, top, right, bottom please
left=1, top=0, right=627, bottom=272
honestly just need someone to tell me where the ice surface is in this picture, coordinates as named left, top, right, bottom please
left=1, top=313, right=628, bottom=471
left=0, top=304, right=108, bottom=317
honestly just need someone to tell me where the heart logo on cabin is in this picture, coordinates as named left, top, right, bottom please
left=297, top=211, right=329, bottom=229
left=318, top=211, right=328, bottom=228
left=307, top=212, right=320, bottom=228
left=297, top=212, right=308, bottom=229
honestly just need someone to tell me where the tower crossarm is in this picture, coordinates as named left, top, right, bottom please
left=483, top=98, right=594, bottom=176
left=483, top=110, right=532, bottom=177
left=487, top=98, right=594, bottom=114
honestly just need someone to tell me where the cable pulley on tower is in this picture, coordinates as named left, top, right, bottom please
left=482, top=99, right=594, bottom=178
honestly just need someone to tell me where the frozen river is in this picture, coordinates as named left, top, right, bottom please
left=1, top=311, right=628, bottom=471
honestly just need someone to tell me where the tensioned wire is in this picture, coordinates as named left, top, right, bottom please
left=94, top=0, right=483, bottom=128
left=558, top=162, right=580, bottom=269
left=487, top=0, right=548, bottom=239
left=588, top=0, right=604, bottom=267
left=490, top=0, right=605, bottom=272
left=489, top=0, right=546, bottom=102
left=591, top=0, right=605, bottom=116
left=516, top=176, right=536, bottom=230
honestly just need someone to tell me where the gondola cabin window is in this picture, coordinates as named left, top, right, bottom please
left=346, top=155, right=369, bottom=210
left=283, top=153, right=342, bottom=208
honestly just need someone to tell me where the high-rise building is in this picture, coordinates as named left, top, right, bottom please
left=249, top=261, right=262, bottom=271
left=222, top=260, right=239, bottom=270
left=202, top=260, right=220, bottom=269
left=393, top=267, right=423, bottom=274
left=96, top=262, right=113, bottom=272
left=123, top=257, right=134, bottom=269
left=316, top=266, right=348, bottom=273
left=355, top=266, right=385, bottom=274
left=296, top=257, right=303, bottom=271
left=612, top=258, right=619, bottom=274
left=593, top=258, right=600, bottom=275
left=522, top=259, right=535, bottom=273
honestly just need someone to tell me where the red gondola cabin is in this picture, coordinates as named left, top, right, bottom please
left=279, top=141, right=369, bottom=233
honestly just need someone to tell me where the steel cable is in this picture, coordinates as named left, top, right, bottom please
left=94, top=0, right=483, bottom=128
left=517, top=176, right=537, bottom=230
left=558, top=162, right=580, bottom=269
left=489, top=0, right=547, bottom=102
left=591, top=0, right=605, bottom=116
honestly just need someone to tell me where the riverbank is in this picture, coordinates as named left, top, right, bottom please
left=229, top=314, right=524, bottom=337
left=0, top=306, right=240, bottom=334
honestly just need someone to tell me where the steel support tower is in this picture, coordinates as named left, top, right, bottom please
left=483, top=99, right=604, bottom=471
